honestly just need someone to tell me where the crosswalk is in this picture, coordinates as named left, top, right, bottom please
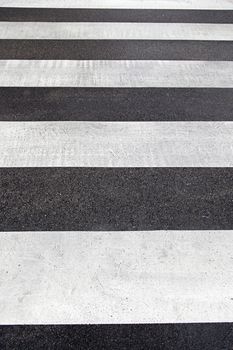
left=0, top=1, right=233, bottom=349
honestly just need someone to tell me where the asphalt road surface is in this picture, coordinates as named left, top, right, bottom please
left=0, top=1, right=233, bottom=349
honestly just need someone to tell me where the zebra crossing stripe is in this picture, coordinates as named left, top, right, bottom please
left=1, top=22, right=233, bottom=40
left=0, top=0, right=233, bottom=10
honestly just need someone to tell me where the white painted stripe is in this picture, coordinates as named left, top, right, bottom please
left=0, top=121, right=233, bottom=167
left=0, top=230, right=233, bottom=325
left=0, top=0, right=233, bottom=10
left=1, top=22, right=233, bottom=41
left=1, top=60, right=233, bottom=88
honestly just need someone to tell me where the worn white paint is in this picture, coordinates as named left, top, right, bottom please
left=0, top=0, right=233, bottom=9
left=0, top=121, right=233, bottom=167
left=1, top=22, right=233, bottom=41
left=1, top=60, right=233, bottom=88
left=0, top=230, right=233, bottom=324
